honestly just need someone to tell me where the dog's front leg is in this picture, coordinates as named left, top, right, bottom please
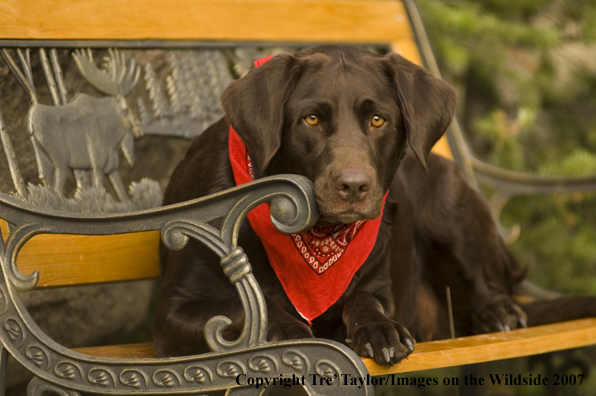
left=343, top=291, right=416, bottom=365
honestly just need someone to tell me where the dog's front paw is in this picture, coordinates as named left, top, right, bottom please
left=268, top=321, right=315, bottom=342
left=348, top=318, right=415, bottom=366
left=473, top=295, right=528, bottom=334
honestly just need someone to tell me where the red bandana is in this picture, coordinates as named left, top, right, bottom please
left=228, top=57, right=387, bottom=322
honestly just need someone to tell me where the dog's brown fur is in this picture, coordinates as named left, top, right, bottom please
left=154, top=46, right=596, bottom=365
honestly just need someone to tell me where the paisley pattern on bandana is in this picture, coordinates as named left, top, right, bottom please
left=292, top=222, right=366, bottom=274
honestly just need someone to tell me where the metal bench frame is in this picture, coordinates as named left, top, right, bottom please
left=0, top=175, right=372, bottom=396
left=2, top=1, right=596, bottom=396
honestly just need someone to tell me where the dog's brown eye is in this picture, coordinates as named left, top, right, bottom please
left=371, top=115, right=385, bottom=128
left=304, top=115, right=319, bottom=126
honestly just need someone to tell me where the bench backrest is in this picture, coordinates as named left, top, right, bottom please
left=0, top=0, right=452, bottom=288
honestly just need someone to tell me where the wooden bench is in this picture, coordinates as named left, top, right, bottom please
left=2, top=1, right=596, bottom=395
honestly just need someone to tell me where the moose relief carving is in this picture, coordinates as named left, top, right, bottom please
left=2, top=46, right=267, bottom=211
left=2, top=49, right=142, bottom=202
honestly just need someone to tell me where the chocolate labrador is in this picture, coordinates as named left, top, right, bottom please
left=154, top=46, right=595, bottom=366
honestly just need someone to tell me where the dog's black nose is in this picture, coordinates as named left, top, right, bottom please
left=335, top=171, right=372, bottom=201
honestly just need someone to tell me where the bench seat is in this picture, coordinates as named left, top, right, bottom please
left=74, top=319, right=596, bottom=375
left=3, top=1, right=596, bottom=395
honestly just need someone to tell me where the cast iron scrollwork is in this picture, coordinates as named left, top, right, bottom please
left=183, top=365, right=213, bottom=384
left=152, top=369, right=182, bottom=388
left=88, top=368, right=116, bottom=388
left=162, top=175, right=319, bottom=353
left=3, top=317, right=24, bottom=346
left=283, top=350, right=310, bottom=373
left=27, top=377, right=80, bottom=396
left=0, top=175, right=372, bottom=396
left=119, top=369, right=148, bottom=388
left=217, top=360, right=247, bottom=379
left=316, top=360, right=342, bottom=381
left=54, top=361, right=84, bottom=381
left=248, top=354, right=279, bottom=374
left=26, top=345, right=49, bottom=369
left=3, top=223, right=46, bottom=292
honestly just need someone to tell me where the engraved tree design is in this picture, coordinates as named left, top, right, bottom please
left=139, top=50, right=233, bottom=138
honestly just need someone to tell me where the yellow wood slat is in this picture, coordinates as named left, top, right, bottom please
left=365, top=318, right=596, bottom=375
left=0, top=219, right=8, bottom=242
left=391, top=40, right=454, bottom=161
left=391, top=39, right=422, bottom=66
left=431, top=136, right=454, bottom=160
left=73, top=319, right=596, bottom=372
left=75, top=342, right=157, bottom=359
left=1, top=220, right=161, bottom=287
left=1, top=0, right=412, bottom=43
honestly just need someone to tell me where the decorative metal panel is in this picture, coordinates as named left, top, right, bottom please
left=0, top=43, right=374, bottom=396
left=0, top=45, right=300, bottom=211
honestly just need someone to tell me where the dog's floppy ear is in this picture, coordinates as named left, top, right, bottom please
left=384, top=54, right=456, bottom=170
left=221, top=54, right=300, bottom=172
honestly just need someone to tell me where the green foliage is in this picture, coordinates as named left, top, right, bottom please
left=418, top=0, right=596, bottom=293
left=418, top=0, right=559, bottom=77
left=503, top=192, right=596, bottom=293
left=474, top=108, right=537, bottom=170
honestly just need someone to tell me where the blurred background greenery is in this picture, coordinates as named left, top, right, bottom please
left=417, top=0, right=596, bottom=294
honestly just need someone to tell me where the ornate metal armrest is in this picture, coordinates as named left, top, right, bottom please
left=471, top=158, right=596, bottom=243
left=0, top=175, right=372, bottom=396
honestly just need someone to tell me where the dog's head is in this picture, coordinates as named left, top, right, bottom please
left=221, top=46, right=456, bottom=225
